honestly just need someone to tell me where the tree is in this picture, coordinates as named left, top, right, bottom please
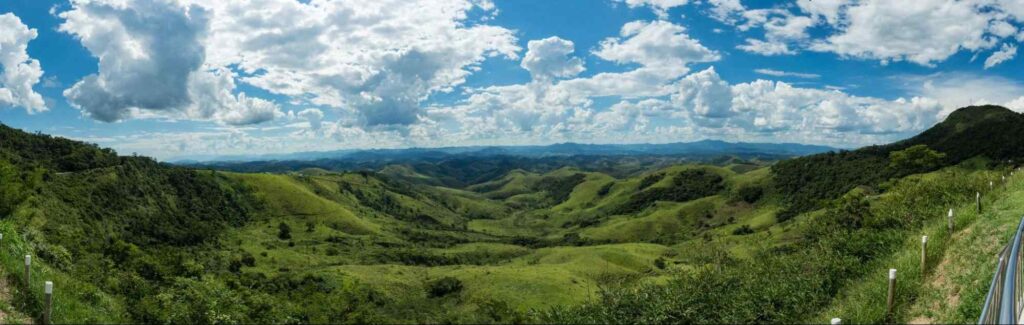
left=0, top=159, right=26, bottom=216
left=889, top=145, right=946, bottom=174
left=278, top=222, right=292, bottom=240
left=427, top=277, right=463, bottom=298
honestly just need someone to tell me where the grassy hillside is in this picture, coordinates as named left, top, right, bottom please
left=0, top=106, right=1022, bottom=323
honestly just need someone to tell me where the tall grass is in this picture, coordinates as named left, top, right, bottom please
left=540, top=167, right=1002, bottom=324
left=811, top=168, right=1004, bottom=323
left=0, top=221, right=127, bottom=323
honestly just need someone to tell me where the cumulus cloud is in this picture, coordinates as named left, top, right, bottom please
left=520, top=37, right=585, bottom=81
left=185, top=0, right=519, bottom=126
left=710, top=0, right=1023, bottom=66
left=984, top=43, right=1018, bottom=69
left=0, top=13, right=46, bottom=112
left=730, top=78, right=942, bottom=135
left=298, top=108, right=325, bottom=131
left=57, top=0, right=516, bottom=127
left=59, top=0, right=280, bottom=125
left=595, top=20, right=719, bottom=72
left=672, top=67, right=733, bottom=120
left=810, top=0, right=995, bottom=66
left=903, top=72, right=1024, bottom=115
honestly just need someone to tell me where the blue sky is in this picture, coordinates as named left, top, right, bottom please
left=1, top=0, right=1023, bottom=160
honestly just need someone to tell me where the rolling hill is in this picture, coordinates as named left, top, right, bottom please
left=0, top=105, right=1020, bottom=323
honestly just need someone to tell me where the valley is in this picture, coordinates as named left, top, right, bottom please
left=0, top=105, right=1022, bottom=323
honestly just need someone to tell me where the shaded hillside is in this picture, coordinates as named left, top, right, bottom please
left=898, top=105, right=1024, bottom=162
left=773, top=105, right=1022, bottom=218
left=0, top=124, right=120, bottom=172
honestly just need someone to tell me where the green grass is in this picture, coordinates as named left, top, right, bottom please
left=0, top=221, right=127, bottom=323
left=905, top=171, right=1024, bottom=323
left=810, top=168, right=1006, bottom=323
left=231, top=173, right=381, bottom=235
left=2, top=157, right=1015, bottom=323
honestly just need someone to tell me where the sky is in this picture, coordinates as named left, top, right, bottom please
left=1, top=0, right=1023, bottom=160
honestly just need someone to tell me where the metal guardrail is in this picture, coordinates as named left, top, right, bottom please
left=979, top=216, right=1024, bottom=324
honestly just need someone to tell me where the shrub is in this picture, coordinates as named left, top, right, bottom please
left=427, top=277, right=463, bottom=298
left=597, top=182, right=614, bottom=196
left=731, top=225, right=754, bottom=235
left=736, top=185, right=764, bottom=203
left=654, top=257, right=667, bottom=269
left=278, top=222, right=292, bottom=240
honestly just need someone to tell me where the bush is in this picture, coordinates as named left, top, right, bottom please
left=736, top=185, right=764, bottom=203
left=889, top=144, right=946, bottom=175
left=731, top=225, right=754, bottom=235
left=427, top=277, right=463, bottom=298
left=638, top=173, right=664, bottom=190
left=654, top=257, right=667, bottom=269
left=278, top=222, right=292, bottom=240
left=596, top=182, right=614, bottom=196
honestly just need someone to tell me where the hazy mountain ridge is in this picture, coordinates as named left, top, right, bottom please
left=172, top=140, right=837, bottom=164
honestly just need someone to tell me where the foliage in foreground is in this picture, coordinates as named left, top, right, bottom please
left=540, top=167, right=994, bottom=323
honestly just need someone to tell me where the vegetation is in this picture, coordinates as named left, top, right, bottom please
left=0, top=105, right=1022, bottom=323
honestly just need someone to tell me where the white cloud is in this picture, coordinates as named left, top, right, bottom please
left=1007, top=96, right=1024, bottom=112
left=297, top=108, right=325, bottom=131
left=808, top=0, right=997, bottom=66
left=672, top=67, right=733, bottom=120
left=904, top=72, right=1024, bottom=115
left=186, top=0, right=519, bottom=126
left=990, top=20, right=1019, bottom=38
left=984, top=43, right=1018, bottom=69
left=59, top=0, right=280, bottom=125
left=57, top=0, right=518, bottom=127
left=754, top=69, right=820, bottom=79
left=738, top=38, right=795, bottom=56
left=520, top=37, right=585, bottom=81
left=594, top=20, right=719, bottom=73
left=718, top=5, right=813, bottom=56
left=706, top=0, right=745, bottom=23
left=713, top=0, right=1023, bottom=66
left=618, top=0, right=689, bottom=18
left=795, top=0, right=846, bottom=24
left=0, top=13, right=46, bottom=112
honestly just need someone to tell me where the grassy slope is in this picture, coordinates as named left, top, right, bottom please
left=809, top=167, right=1010, bottom=323
left=12, top=150, right=1012, bottom=322
left=204, top=170, right=686, bottom=319
left=905, top=171, right=1024, bottom=323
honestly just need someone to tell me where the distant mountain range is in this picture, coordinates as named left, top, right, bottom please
left=171, top=140, right=838, bottom=164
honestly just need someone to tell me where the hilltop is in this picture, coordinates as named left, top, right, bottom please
left=0, top=105, right=1020, bottom=323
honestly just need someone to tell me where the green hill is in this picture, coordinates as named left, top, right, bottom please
left=0, top=106, right=1020, bottom=323
left=774, top=105, right=1024, bottom=219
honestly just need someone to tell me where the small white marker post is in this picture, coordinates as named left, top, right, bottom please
left=24, top=255, right=30, bottom=289
left=921, top=236, right=928, bottom=277
left=43, top=281, right=52, bottom=324
left=977, top=192, right=982, bottom=213
left=887, top=268, right=897, bottom=319
left=991, top=180, right=995, bottom=190
left=947, top=209, right=954, bottom=234
left=831, top=318, right=841, bottom=325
